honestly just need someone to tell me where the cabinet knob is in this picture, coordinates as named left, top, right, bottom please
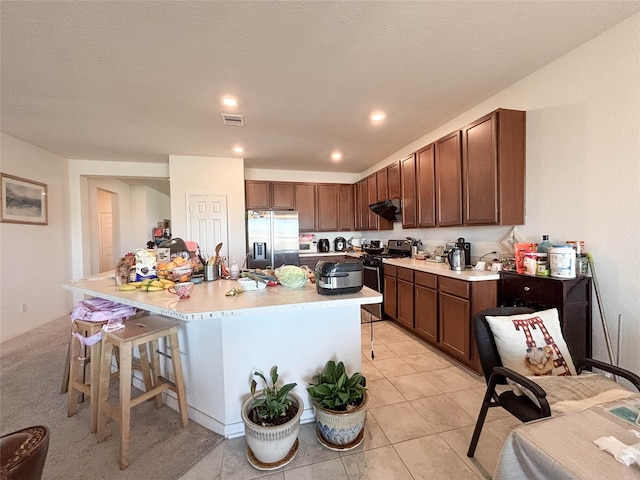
left=523, top=286, right=531, bottom=292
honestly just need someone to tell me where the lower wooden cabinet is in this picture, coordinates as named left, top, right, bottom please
left=384, top=265, right=497, bottom=374
left=383, top=265, right=397, bottom=319
left=396, top=267, right=414, bottom=329
left=414, top=272, right=438, bottom=344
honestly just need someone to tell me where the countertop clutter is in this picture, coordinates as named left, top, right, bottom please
left=381, top=257, right=500, bottom=281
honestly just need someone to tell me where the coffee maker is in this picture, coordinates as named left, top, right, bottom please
left=334, top=237, right=346, bottom=252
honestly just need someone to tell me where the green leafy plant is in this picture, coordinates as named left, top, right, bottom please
left=306, top=360, right=366, bottom=411
left=248, top=366, right=298, bottom=426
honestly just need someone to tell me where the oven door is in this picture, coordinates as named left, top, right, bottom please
left=362, top=264, right=383, bottom=319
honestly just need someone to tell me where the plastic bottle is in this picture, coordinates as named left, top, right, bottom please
left=537, top=235, right=553, bottom=254
left=536, top=235, right=553, bottom=276
left=230, top=258, right=240, bottom=280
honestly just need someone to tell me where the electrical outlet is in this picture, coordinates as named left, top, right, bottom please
left=20, top=303, right=27, bottom=313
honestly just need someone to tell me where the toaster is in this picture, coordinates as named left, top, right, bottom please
left=314, top=259, right=363, bottom=295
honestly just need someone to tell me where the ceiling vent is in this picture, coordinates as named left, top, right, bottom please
left=221, top=114, right=244, bottom=126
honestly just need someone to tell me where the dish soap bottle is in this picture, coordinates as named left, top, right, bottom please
left=230, top=258, right=240, bottom=280
left=536, top=235, right=553, bottom=276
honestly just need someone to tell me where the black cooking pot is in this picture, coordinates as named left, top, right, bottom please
left=363, top=246, right=384, bottom=255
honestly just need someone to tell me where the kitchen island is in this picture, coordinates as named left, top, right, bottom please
left=63, top=276, right=382, bottom=438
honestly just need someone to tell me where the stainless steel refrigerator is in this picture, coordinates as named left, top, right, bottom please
left=246, top=210, right=299, bottom=269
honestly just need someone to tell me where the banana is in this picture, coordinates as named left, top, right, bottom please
left=128, top=281, right=143, bottom=287
left=150, top=280, right=164, bottom=288
left=159, top=279, right=175, bottom=286
left=118, top=284, right=137, bottom=291
left=142, top=285, right=164, bottom=292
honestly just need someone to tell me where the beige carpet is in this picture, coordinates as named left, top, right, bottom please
left=0, top=314, right=224, bottom=479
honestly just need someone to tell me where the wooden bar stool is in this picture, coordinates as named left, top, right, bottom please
left=67, top=319, right=108, bottom=433
left=96, top=315, right=188, bottom=470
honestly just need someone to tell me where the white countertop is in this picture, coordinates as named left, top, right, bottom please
left=382, top=257, right=500, bottom=281
left=63, top=275, right=382, bottom=321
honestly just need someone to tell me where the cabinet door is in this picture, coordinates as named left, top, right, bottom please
left=462, top=113, right=498, bottom=224
left=295, top=183, right=317, bottom=232
left=357, top=179, right=367, bottom=231
left=383, top=275, right=397, bottom=319
left=416, top=144, right=436, bottom=228
left=387, top=162, right=401, bottom=199
left=401, top=155, right=417, bottom=229
left=376, top=169, right=388, bottom=201
left=415, top=285, right=438, bottom=344
left=245, top=181, right=270, bottom=210
left=438, top=292, right=470, bottom=362
left=435, top=131, right=462, bottom=226
left=397, top=279, right=414, bottom=329
left=271, top=182, right=295, bottom=210
left=367, top=174, right=378, bottom=230
left=338, top=184, right=355, bottom=231
left=317, top=184, right=339, bottom=231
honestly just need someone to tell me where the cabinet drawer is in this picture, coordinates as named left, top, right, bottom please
left=384, top=264, right=397, bottom=277
left=500, top=274, right=563, bottom=305
left=415, top=271, right=437, bottom=289
left=397, top=267, right=414, bottom=282
left=439, top=276, right=469, bottom=298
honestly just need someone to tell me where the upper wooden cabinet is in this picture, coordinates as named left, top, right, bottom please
left=462, top=108, right=525, bottom=225
left=356, top=178, right=367, bottom=231
left=416, top=145, right=436, bottom=228
left=435, top=131, right=463, bottom=226
left=317, top=184, right=339, bottom=231
left=245, top=181, right=295, bottom=210
left=387, top=162, right=401, bottom=199
left=295, top=183, right=317, bottom=232
left=400, top=155, right=417, bottom=229
left=271, top=182, right=296, bottom=210
left=245, top=181, right=271, bottom=210
left=338, top=184, right=355, bottom=231
left=367, top=174, right=378, bottom=230
left=376, top=169, right=388, bottom=201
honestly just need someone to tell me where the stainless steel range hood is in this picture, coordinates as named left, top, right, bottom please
left=369, top=199, right=401, bottom=222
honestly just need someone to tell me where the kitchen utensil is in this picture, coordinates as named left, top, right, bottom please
left=334, top=237, right=346, bottom=252
left=447, top=247, right=465, bottom=271
left=363, top=246, right=384, bottom=254
left=211, top=242, right=223, bottom=266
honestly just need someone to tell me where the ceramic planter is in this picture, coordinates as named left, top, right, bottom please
left=241, top=391, right=303, bottom=470
left=313, top=391, right=367, bottom=450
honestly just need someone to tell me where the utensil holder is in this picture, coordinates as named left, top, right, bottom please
left=204, top=264, right=219, bottom=281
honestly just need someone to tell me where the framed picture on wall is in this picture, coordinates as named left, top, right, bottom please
left=1, top=173, right=48, bottom=225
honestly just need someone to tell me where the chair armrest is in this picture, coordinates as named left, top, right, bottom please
left=492, top=366, right=552, bottom=417
left=576, top=358, right=640, bottom=392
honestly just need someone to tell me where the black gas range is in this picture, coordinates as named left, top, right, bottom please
left=361, top=240, right=412, bottom=319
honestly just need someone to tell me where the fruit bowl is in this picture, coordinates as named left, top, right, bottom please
left=158, top=264, right=193, bottom=283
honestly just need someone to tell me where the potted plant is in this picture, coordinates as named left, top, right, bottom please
left=306, top=360, right=367, bottom=450
left=241, top=366, right=303, bottom=470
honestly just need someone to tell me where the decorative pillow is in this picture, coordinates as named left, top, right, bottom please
left=485, top=308, right=576, bottom=394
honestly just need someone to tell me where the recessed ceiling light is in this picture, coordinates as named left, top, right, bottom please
left=331, top=152, right=342, bottom=161
left=370, top=111, right=386, bottom=123
left=222, top=96, right=238, bottom=107
left=233, top=146, right=244, bottom=154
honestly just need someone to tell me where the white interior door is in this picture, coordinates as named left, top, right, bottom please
left=187, top=194, right=229, bottom=259
left=99, top=212, right=114, bottom=271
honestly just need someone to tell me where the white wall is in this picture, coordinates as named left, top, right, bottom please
left=130, top=184, right=171, bottom=245
left=169, top=155, right=246, bottom=267
left=0, top=133, right=73, bottom=340
left=68, top=159, right=170, bottom=281
left=369, top=14, right=640, bottom=374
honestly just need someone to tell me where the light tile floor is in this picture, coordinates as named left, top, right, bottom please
left=180, top=319, right=519, bottom=480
